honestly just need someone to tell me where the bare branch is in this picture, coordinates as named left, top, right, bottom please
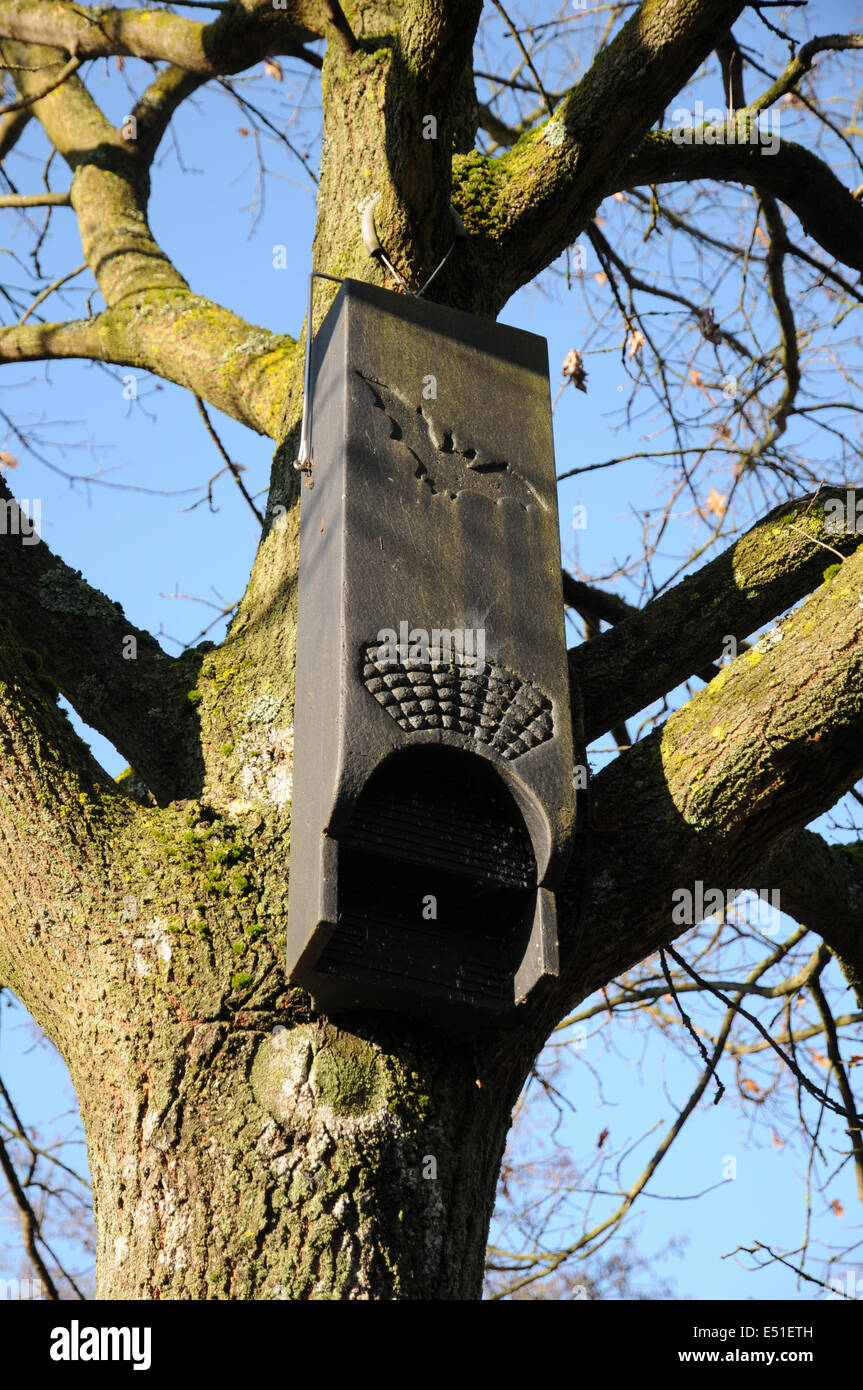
left=0, top=190, right=70, bottom=208
left=131, top=63, right=206, bottom=163
left=0, top=2, right=321, bottom=75
left=497, top=924, right=802, bottom=1297
left=808, top=972, right=863, bottom=1204
left=0, top=1130, right=60, bottom=1299
left=17, top=261, right=86, bottom=325
left=0, top=477, right=205, bottom=803
left=195, top=396, right=264, bottom=527
left=490, top=0, right=554, bottom=117
left=0, top=106, right=30, bottom=158
left=624, top=133, right=863, bottom=276
left=748, top=33, right=863, bottom=113
left=321, top=0, right=356, bottom=56
left=451, top=0, right=747, bottom=310
left=0, top=54, right=80, bottom=116
left=572, top=488, right=863, bottom=743
left=734, top=194, right=799, bottom=474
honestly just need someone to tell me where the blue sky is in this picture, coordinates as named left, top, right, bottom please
left=1, top=0, right=862, bottom=1301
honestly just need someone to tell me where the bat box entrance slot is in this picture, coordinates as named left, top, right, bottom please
left=319, top=747, right=537, bottom=1009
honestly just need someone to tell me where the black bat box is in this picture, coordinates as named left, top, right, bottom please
left=286, top=279, right=575, bottom=1027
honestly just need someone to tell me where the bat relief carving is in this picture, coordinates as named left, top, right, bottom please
left=356, top=371, right=546, bottom=511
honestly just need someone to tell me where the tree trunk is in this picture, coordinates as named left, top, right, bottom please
left=84, top=1004, right=515, bottom=1299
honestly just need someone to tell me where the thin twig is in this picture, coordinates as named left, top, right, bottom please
left=665, top=944, right=863, bottom=1126
left=194, top=397, right=264, bottom=526
left=491, top=930, right=806, bottom=1299
left=0, top=1131, right=60, bottom=1299
left=18, top=262, right=87, bottom=326
left=218, top=80, right=318, bottom=184
left=0, top=191, right=71, bottom=209
left=0, top=56, right=82, bottom=118
left=490, top=0, right=555, bottom=116
left=808, top=972, right=863, bottom=1204
left=725, top=1241, right=852, bottom=1299
left=660, top=948, right=725, bottom=1103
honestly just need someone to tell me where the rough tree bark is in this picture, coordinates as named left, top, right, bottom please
left=0, top=0, right=862, bottom=1299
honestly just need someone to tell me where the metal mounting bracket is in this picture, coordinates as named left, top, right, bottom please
left=293, top=207, right=467, bottom=479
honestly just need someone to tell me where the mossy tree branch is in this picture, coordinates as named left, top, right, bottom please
left=0, top=38, right=190, bottom=306
left=546, top=544, right=863, bottom=1029
left=0, top=301, right=300, bottom=440
left=0, top=106, right=30, bottom=157
left=764, top=830, right=863, bottom=1010
left=0, top=1, right=323, bottom=74
left=572, top=488, right=863, bottom=743
left=0, top=614, right=138, bottom=1041
left=449, top=13, right=863, bottom=310
left=0, top=478, right=205, bottom=803
left=373, top=0, right=481, bottom=281
left=0, top=45, right=300, bottom=435
left=622, top=133, right=863, bottom=275
left=447, top=0, right=746, bottom=312
left=130, top=63, right=208, bottom=163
